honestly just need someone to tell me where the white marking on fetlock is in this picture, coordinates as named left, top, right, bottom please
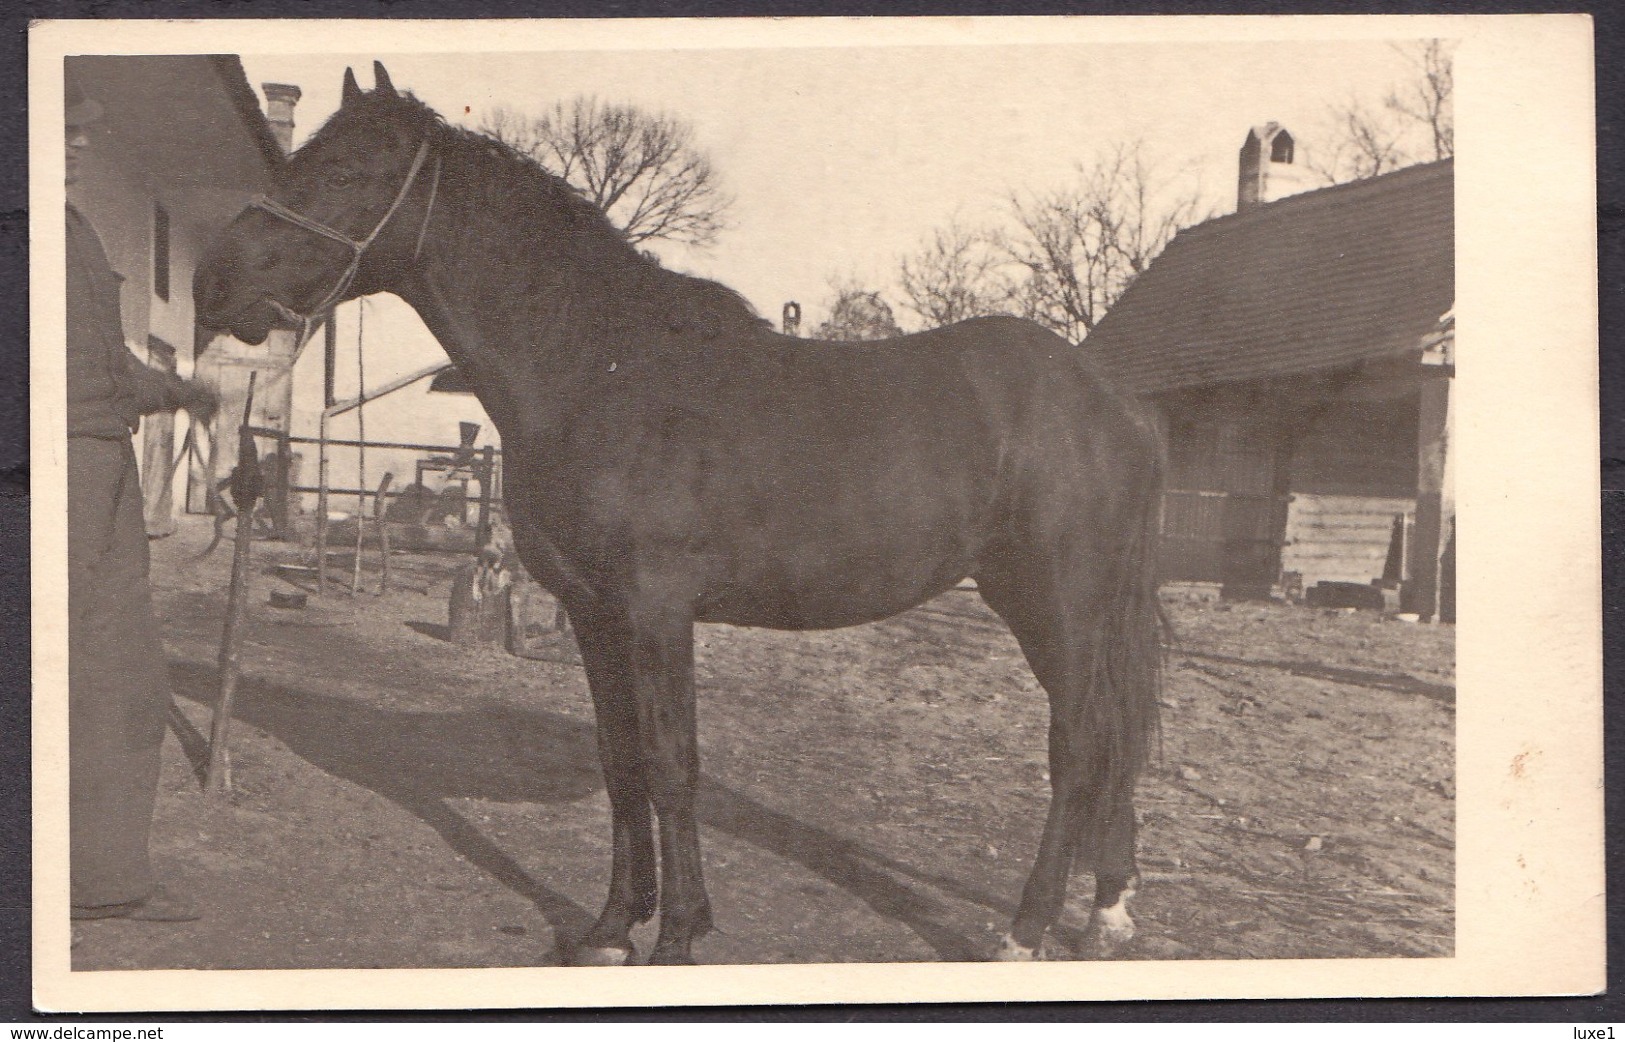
left=994, top=934, right=1042, bottom=961
left=1085, top=885, right=1137, bottom=958
left=572, top=945, right=633, bottom=967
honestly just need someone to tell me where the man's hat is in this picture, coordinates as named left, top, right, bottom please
left=65, top=73, right=103, bottom=128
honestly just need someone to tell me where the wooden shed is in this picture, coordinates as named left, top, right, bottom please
left=1084, top=151, right=1454, bottom=620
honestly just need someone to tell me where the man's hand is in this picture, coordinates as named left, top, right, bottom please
left=183, top=380, right=219, bottom=421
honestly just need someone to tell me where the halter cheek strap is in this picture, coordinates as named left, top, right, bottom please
left=250, top=137, right=440, bottom=330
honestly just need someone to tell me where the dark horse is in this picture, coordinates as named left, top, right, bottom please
left=195, top=63, right=1164, bottom=966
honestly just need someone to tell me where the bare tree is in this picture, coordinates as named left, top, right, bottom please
left=1304, top=95, right=1416, bottom=185
left=812, top=278, right=905, bottom=341
left=480, top=104, right=546, bottom=158
left=999, top=142, right=1202, bottom=341
left=481, top=96, right=733, bottom=249
left=896, top=221, right=1013, bottom=329
left=1385, top=39, right=1455, bottom=162
left=1305, top=39, right=1455, bottom=185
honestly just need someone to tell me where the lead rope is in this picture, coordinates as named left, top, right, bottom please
left=351, top=298, right=368, bottom=595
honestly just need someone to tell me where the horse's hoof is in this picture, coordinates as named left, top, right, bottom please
left=1083, top=905, right=1136, bottom=959
left=993, top=934, right=1042, bottom=961
left=570, top=943, right=635, bottom=967
left=647, top=947, right=697, bottom=966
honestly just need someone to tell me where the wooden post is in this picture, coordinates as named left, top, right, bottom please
left=448, top=559, right=506, bottom=645
left=140, top=335, right=180, bottom=537
left=315, top=313, right=336, bottom=595
left=205, top=496, right=253, bottom=793
left=207, top=373, right=260, bottom=794
left=476, top=445, right=495, bottom=550
left=272, top=428, right=292, bottom=540
left=315, top=413, right=330, bottom=596
left=1404, top=332, right=1454, bottom=621
left=379, top=515, right=391, bottom=594
left=375, top=473, right=394, bottom=594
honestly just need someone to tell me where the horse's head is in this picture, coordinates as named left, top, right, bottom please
left=195, top=61, right=440, bottom=344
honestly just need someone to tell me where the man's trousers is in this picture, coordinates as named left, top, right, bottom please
left=68, top=435, right=170, bottom=909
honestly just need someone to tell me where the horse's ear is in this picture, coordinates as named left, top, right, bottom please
left=342, top=67, right=362, bottom=105
left=373, top=61, right=397, bottom=97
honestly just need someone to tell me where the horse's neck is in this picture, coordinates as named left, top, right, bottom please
left=396, top=147, right=629, bottom=445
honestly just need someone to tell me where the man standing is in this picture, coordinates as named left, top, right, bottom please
left=66, top=75, right=215, bottom=922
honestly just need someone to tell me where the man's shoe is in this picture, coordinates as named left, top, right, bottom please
left=72, top=884, right=200, bottom=923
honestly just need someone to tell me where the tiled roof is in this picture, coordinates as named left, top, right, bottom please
left=210, top=55, right=289, bottom=169
left=68, top=55, right=284, bottom=189
left=1083, top=159, right=1453, bottom=396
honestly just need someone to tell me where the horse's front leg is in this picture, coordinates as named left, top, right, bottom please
left=568, top=604, right=658, bottom=966
left=629, top=594, right=711, bottom=965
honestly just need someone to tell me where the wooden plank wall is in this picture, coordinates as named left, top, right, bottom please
left=1280, top=394, right=1418, bottom=588
left=1282, top=494, right=1414, bottom=586
left=1160, top=411, right=1285, bottom=592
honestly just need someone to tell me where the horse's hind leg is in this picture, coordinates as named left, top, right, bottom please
left=568, top=604, right=658, bottom=966
left=1084, top=787, right=1141, bottom=957
left=978, top=552, right=1147, bottom=961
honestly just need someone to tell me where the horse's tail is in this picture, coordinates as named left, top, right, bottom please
left=1077, top=436, right=1165, bottom=863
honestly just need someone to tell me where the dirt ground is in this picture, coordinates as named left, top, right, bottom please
left=70, top=517, right=1454, bottom=969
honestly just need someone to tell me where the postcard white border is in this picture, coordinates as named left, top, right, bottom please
left=29, top=14, right=1603, bottom=1012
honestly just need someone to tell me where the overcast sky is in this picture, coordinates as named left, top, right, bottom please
left=241, top=39, right=1427, bottom=328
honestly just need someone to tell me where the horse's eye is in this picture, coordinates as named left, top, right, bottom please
left=326, top=172, right=355, bottom=190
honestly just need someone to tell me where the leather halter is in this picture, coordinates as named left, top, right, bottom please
left=250, top=136, right=441, bottom=330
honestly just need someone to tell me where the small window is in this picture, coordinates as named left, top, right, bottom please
left=152, top=203, right=170, bottom=303
left=1270, top=131, right=1295, bottom=164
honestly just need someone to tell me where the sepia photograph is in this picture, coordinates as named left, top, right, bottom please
left=29, top=15, right=1600, bottom=1012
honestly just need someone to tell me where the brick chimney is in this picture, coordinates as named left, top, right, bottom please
left=261, top=82, right=302, bottom=155
left=1237, top=122, right=1311, bottom=213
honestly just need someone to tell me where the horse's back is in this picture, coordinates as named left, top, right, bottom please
left=774, top=315, right=1143, bottom=428
left=715, top=313, right=1160, bottom=532
left=897, top=316, right=1160, bottom=476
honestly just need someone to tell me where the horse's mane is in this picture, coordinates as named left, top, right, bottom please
left=301, top=91, right=768, bottom=342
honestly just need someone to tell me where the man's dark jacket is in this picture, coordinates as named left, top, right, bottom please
left=66, top=204, right=192, bottom=437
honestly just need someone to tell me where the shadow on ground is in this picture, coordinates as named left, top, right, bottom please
left=169, top=660, right=1008, bottom=961
left=1178, top=648, right=1454, bottom=704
